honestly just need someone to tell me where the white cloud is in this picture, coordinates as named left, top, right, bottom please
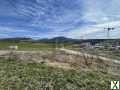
left=65, top=20, right=120, bottom=39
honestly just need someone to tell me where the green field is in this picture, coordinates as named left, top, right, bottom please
left=0, top=41, right=55, bottom=50
left=0, top=59, right=119, bottom=90
left=0, top=41, right=72, bottom=50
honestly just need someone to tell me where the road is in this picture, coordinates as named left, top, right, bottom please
left=60, top=48, right=120, bottom=64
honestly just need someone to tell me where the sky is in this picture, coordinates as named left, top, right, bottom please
left=0, top=0, right=120, bottom=39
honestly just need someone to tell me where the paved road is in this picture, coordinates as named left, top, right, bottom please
left=60, top=48, right=120, bottom=64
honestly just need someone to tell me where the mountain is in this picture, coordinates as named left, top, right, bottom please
left=0, top=37, right=120, bottom=45
left=36, top=37, right=79, bottom=44
left=37, top=37, right=120, bottom=45
left=0, top=37, right=33, bottom=42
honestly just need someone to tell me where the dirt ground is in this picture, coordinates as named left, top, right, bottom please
left=0, top=49, right=120, bottom=75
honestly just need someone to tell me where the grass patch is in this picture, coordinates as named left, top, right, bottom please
left=0, top=59, right=119, bottom=90
left=0, top=41, right=72, bottom=50
left=0, top=41, right=54, bottom=50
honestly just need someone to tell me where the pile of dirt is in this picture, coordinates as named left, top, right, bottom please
left=0, top=50, right=120, bottom=75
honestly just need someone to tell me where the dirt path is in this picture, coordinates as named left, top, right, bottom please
left=0, top=50, right=74, bottom=70
left=60, top=48, right=120, bottom=64
left=0, top=50, right=45, bottom=55
left=0, top=49, right=120, bottom=66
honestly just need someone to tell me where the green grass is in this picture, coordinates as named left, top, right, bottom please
left=0, top=41, right=55, bottom=50
left=0, top=59, right=119, bottom=90
left=0, top=41, right=73, bottom=50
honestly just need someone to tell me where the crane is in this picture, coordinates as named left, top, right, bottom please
left=104, top=27, right=115, bottom=39
left=103, top=25, right=120, bottom=39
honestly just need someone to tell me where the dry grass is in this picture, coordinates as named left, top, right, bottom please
left=0, top=59, right=120, bottom=90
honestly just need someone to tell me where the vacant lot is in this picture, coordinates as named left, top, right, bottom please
left=75, top=48, right=120, bottom=60
left=0, top=59, right=120, bottom=90
left=0, top=43, right=119, bottom=90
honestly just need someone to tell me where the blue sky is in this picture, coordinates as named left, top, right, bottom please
left=0, top=0, right=120, bottom=39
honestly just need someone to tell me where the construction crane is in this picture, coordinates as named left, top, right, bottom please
left=104, top=27, right=115, bottom=39
left=104, top=25, right=120, bottom=39
left=79, top=26, right=119, bottom=40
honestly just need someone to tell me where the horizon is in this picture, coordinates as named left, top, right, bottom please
left=0, top=0, right=120, bottom=39
left=0, top=36, right=120, bottom=40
